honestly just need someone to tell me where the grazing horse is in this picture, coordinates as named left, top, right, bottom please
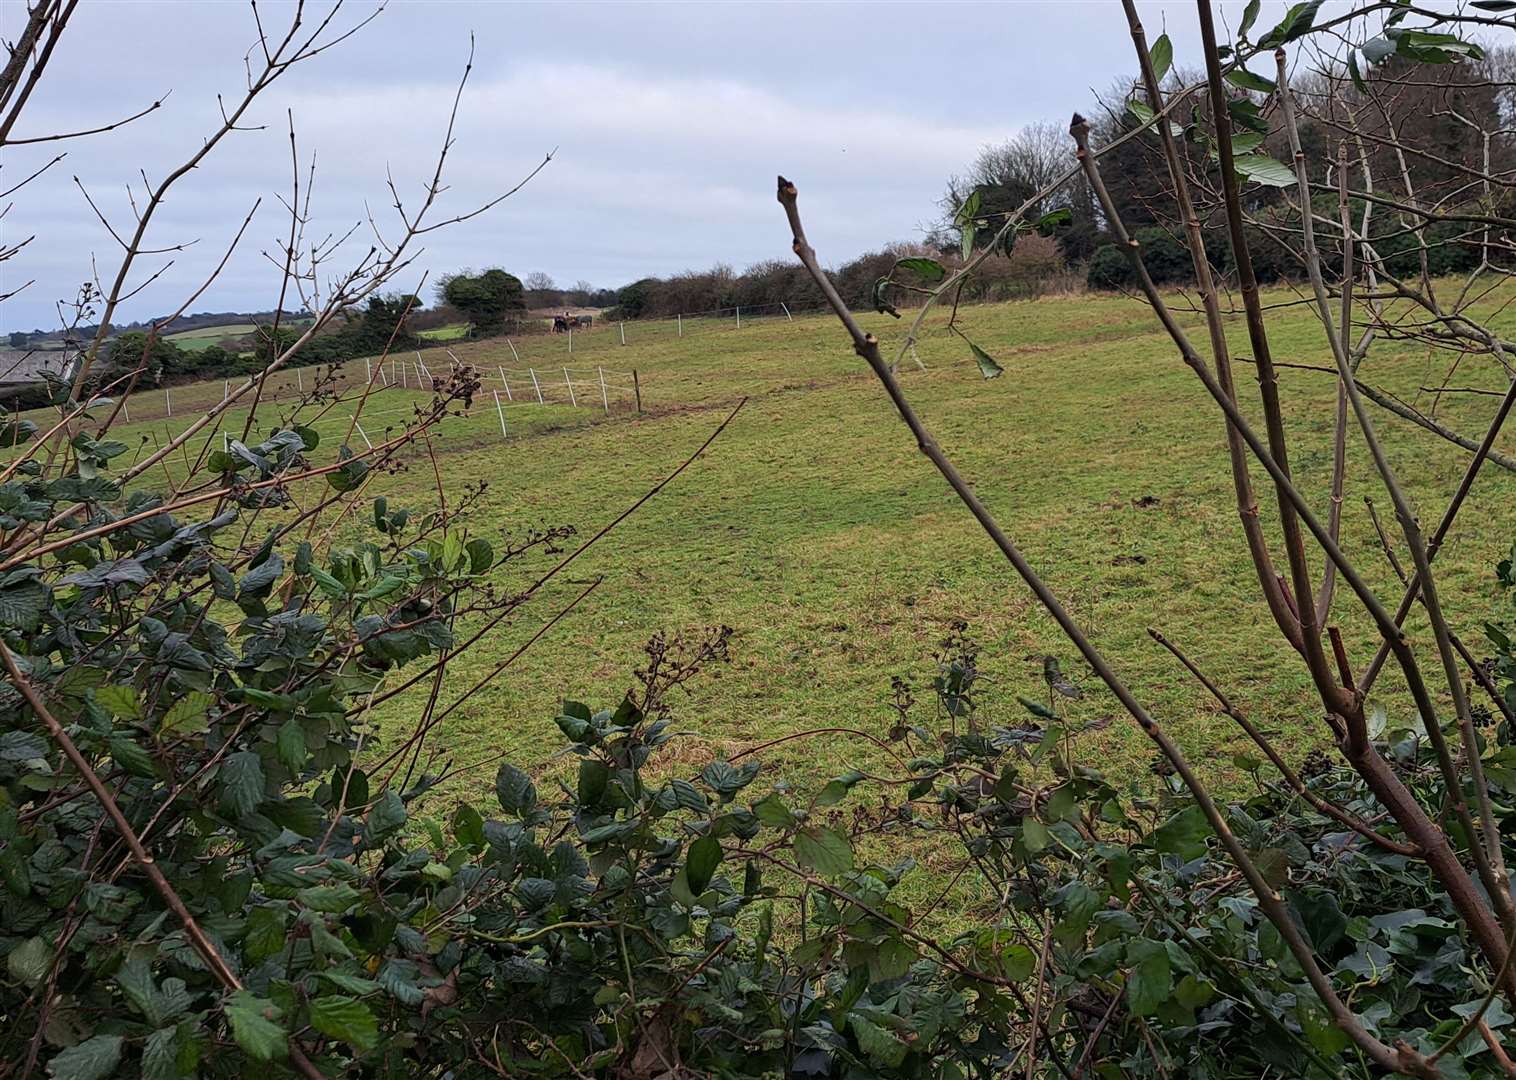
left=574, top=315, right=593, bottom=328
left=552, top=315, right=569, bottom=333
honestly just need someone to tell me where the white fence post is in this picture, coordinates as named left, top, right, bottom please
left=494, top=389, right=507, bottom=435
left=295, top=367, right=303, bottom=392
left=530, top=368, right=543, bottom=404
left=164, top=386, right=171, bottom=416
left=677, top=312, right=682, bottom=337
left=619, top=322, right=626, bottom=346
left=735, top=305, right=741, bottom=329
left=365, top=357, right=372, bottom=383
left=598, top=366, right=609, bottom=414
left=507, top=338, right=520, bottom=363
left=781, top=301, right=792, bottom=322
left=122, top=397, right=129, bottom=421
left=351, top=416, right=373, bottom=450
left=223, top=380, right=229, bottom=402
left=568, top=327, right=573, bottom=356
left=563, top=367, right=577, bottom=407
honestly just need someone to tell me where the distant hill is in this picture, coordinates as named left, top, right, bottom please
left=8, top=309, right=312, bottom=350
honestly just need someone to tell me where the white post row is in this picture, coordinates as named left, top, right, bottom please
left=493, top=390, right=507, bottom=436
left=529, top=368, right=543, bottom=404
left=563, top=368, right=577, bottom=407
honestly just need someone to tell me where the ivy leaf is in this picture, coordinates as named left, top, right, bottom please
left=225, top=991, right=286, bottom=1062
left=1125, top=941, right=1172, bottom=1016
left=1149, top=33, right=1173, bottom=82
left=794, top=826, right=853, bottom=877
left=46, top=1034, right=123, bottom=1080
left=687, top=834, right=723, bottom=894
left=1152, top=804, right=1211, bottom=860
left=307, top=995, right=379, bottom=1043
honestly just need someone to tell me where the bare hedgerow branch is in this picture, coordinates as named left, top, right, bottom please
left=775, top=173, right=1441, bottom=1079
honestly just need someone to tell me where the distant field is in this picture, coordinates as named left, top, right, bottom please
left=417, top=323, right=469, bottom=341
left=13, top=288, right=1516, bottom=851
left=164, top=320, right=309, bottom=352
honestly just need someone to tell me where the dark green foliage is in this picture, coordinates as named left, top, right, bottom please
left=440, top=269, right=527, bottom=335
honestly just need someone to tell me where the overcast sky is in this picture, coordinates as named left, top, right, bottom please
left=3, top=0, right=1279, bottom=331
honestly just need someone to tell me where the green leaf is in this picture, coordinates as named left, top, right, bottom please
left=1125, top=941, right=1172, bottom=1016
left=686, top=834, right=723, bottom=894
left=1237, top=0, right=1262, bottom=37
left=8, top=935, right=50, bottom=986
left=1225, top=67, right=1276, bottom=93
left=47, top=1034, right=123, bottom=1080
left=218, top=751, right=265, bottom=819
left=160, top=690, right=213, bottom=738
left=1298, top=1002, right=1351, bottom=1054
left=896, top=256, right=947, bottom=283
left=999, top=942, right=1037, bottom=982
left=1022, top=818, right=1051, bottom=854
left=967, top=341, right=1004, bottom=380
left=794, top=826, right=853, bottom=877
left=309, top=995, right=379, bottom=1052
left=1234, top=153, right=1296, bottom=188
left=578, top=759, right=609, bottom=805
left=752, top=793, right=797, bottom=828
left=275, top=718, right=306, bottom=773
left=495, top=762, right=537, bottom=817
left=1152, top=804, right=1211, bottom=860
left=1259, top=0, right=1324, bottom=47
left=851, top=1015, right=908, bottom=1068
left=365, top=790, right=406, bottom=842
left=225, top=991, right=286, bottom=1062
left=94, top=684, right=141, bottom=721
left=245, top=907, right=287, bottom=964
left=1149, top=33, right=1173, bottom=82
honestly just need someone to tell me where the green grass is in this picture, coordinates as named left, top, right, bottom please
left=418, top=324, right=469, bottom=341
left=17, top=289, right=1516, bottom=821
left=164, top=321, right=309, bottom=352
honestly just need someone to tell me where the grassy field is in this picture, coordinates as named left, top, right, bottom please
left=164, top=320, right=310, bottom=351
left=417, top=323, right=469, bottom=341
left=17, top=289, right=1516, bottom=827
